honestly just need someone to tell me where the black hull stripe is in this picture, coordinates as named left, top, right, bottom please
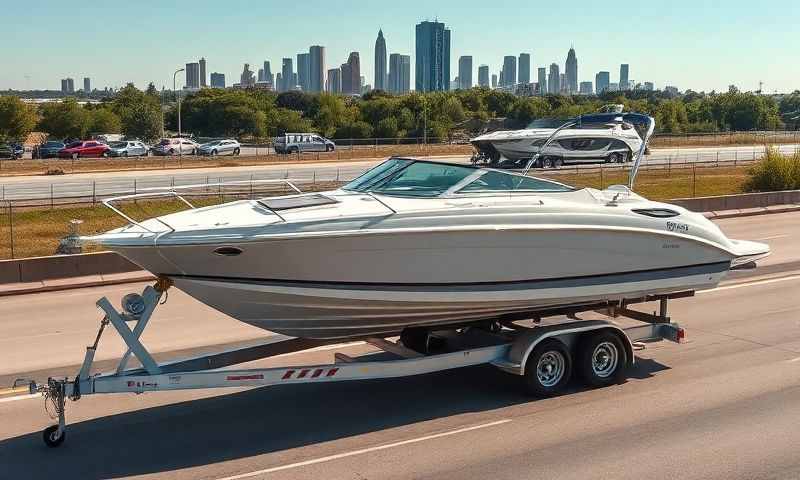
left=168, top=261, right=730, bottom=293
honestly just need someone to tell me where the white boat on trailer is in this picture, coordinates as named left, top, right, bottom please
left=27, top=130, right=769, bottom=447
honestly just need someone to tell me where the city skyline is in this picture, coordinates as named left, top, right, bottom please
left=2, top=1, right=798, bottom=94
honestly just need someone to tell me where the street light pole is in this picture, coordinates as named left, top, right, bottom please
left=173, top=68, right=185, bottom=156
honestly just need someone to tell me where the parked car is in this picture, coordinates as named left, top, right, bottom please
left=274, top=133, right=335, bottom=154
left=58, top=140, right=110, bottom=159
left=10, top=143, right=24, bottom=159
left=197, top=139, right=241, bottom=156
left=0, top=143, right=17, bottom=159
left=151, top=138, right=199, bottom=156
left=107, top=140, right=149, bottom=157
left=33, top=141, right=66, bottom=159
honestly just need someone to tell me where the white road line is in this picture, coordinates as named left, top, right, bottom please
left=699, top=274, right=800, bottom=294
left=215, top=419, right=512, bottom=480
left=0, top=392, right=40, bottom=403
left=788, top=357, right=800, bottom=363
left=755, top=234, right=789, bottom=240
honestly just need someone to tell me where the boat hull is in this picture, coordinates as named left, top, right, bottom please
left=108, top=218, right=742, bottom=339
left=169, top=262, right=729, bottom=338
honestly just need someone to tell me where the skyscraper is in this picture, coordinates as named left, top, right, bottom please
left=341, top=52, right=361, bottom=95
left=518, top=53, right=531, bottom=84
left=326, top=68, right=341, bottom=93
left=240, top=64, right=255, bottom=87
left=60, top=78, right=75, bottom=94
left=565, top=47, right=577, bottom=94
left=502, top=56, right=516, bottom=86
left=374, top=29, right=387, bottom=91
left=257, top=68, right=265, bottom=82
left=458, top=56, right=472, bottom=89
left=388, top=54, right=411, bottom=94
left=263, top=61, right=274, bottom=88
left=537, top=67, right=547, bottom=95
left=210, top=72, right=225, bottom=88
left=398, top=55, right=410, bottom=94
left=548, top=63, right=559, bottom=94
left=309, top=45, right=325, bottom=93
left=595, top=71, right=610, bottom=94
left=415, top=20, right=450, bottom=91
left=297, top=53, right=310, bottom=91
left=619, top=64, right=629, bottom=90
left=281, top=58, right=293, bottom=91
left=579, top=81, right=593, bottom=95
left=185, top=62, right=200, bottom=89
left=491, top=74, right=497, bottom=89
left=388, top=53, right=400, bottom=93
left=199, top=57, right=207, bottom=87
left=478, top=65, right=489, bottom=87
left=83, top=77, right=90, bottom=94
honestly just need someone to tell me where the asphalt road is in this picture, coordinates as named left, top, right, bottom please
left=2, top=144, right=799, bottom=201
left=0, top=212, right=799, bottom=479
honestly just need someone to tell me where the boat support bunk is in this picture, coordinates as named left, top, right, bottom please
left=27, top=277, right=688, bottom=448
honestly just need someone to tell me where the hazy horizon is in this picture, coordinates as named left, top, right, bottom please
left=2, top=0, right=798, bottom=93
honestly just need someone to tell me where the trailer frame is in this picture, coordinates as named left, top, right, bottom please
left=30, top=279, right=687, bottom=448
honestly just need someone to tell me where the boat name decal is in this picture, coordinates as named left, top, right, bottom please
left=666, top=221, right=689, bottom=233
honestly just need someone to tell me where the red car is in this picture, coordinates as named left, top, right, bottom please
left=58, top=141, right=110, bottom=159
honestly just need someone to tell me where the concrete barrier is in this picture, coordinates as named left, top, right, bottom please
left=0, top=251, right=140, bottom=284
left=670, top=190, right=800, bottom=213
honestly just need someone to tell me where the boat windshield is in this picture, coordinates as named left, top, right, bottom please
left=343, top=159, right=573, bottom=197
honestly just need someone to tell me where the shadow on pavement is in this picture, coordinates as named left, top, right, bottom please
left=0, top=360, right=669, bottom=479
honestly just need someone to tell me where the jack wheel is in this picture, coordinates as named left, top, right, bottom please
left=43, top=425, right=65, bottom=448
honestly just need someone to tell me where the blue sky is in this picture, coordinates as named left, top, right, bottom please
left=2, top=0, right=798, bottom=93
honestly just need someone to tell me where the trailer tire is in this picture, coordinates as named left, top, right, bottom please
left=576, top=331, right=628, bottom=388
left=43, top=425, right=65, bottom=448
left=522, top=338, right=572, bottom=397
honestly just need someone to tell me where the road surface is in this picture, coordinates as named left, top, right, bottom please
left=2, top=144, right=799, bottom=201
left=0, top=212, right=799, bottom=479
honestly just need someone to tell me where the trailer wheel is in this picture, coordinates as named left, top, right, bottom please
left=522, top=338, right=571, bottom=397
left=43, top=425, right=65, bottom=448
left=576, top=331, right=628, bottom=388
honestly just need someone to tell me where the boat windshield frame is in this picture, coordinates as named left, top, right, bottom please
left=342, top=158, right=575, bottom=198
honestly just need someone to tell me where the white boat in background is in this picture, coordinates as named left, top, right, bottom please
left=470, top=110, right=653, bottom=168
left=86, top=156, right=769, bottom=339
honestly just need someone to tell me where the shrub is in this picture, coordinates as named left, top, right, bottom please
left=744, top=146, right=800, bottom=192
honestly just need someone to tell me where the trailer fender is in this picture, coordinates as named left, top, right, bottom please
left=492, top=320, right=634, bottom=376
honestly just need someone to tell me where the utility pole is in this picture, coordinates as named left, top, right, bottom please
left=173, top=68, right=185, bottom=155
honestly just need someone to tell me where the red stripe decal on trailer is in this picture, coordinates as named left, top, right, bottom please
left=326, top=368, right=339, bottom=377
left=297, top=369, right=310, bottom=378
left=281, top=370, right=295, bottom=379
left=311, top=369, right=323, bottom=378
left=227, top=374, right=264, bottom=381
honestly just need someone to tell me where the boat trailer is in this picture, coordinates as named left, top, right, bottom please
left=28, top=278, right=688, bottom=447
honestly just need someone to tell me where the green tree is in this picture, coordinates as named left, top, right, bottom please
left=508, top=97, right=550, bottom=127
left=38, top=98, right=88, bottom=139
left=335, top=120, right=373, bottom=139
left=88, top=108, right=122, bottom=134
left=375, top=117, right=399, bottom=138
left=0, top=96, right=37, bottom=141
left=121, top=103, right=163, bottom=141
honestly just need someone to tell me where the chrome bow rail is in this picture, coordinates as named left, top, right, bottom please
left=101, top=179, right=302, bottom=233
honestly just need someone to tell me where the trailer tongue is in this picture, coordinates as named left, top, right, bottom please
left=29, top=278, right=686, bottom=448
